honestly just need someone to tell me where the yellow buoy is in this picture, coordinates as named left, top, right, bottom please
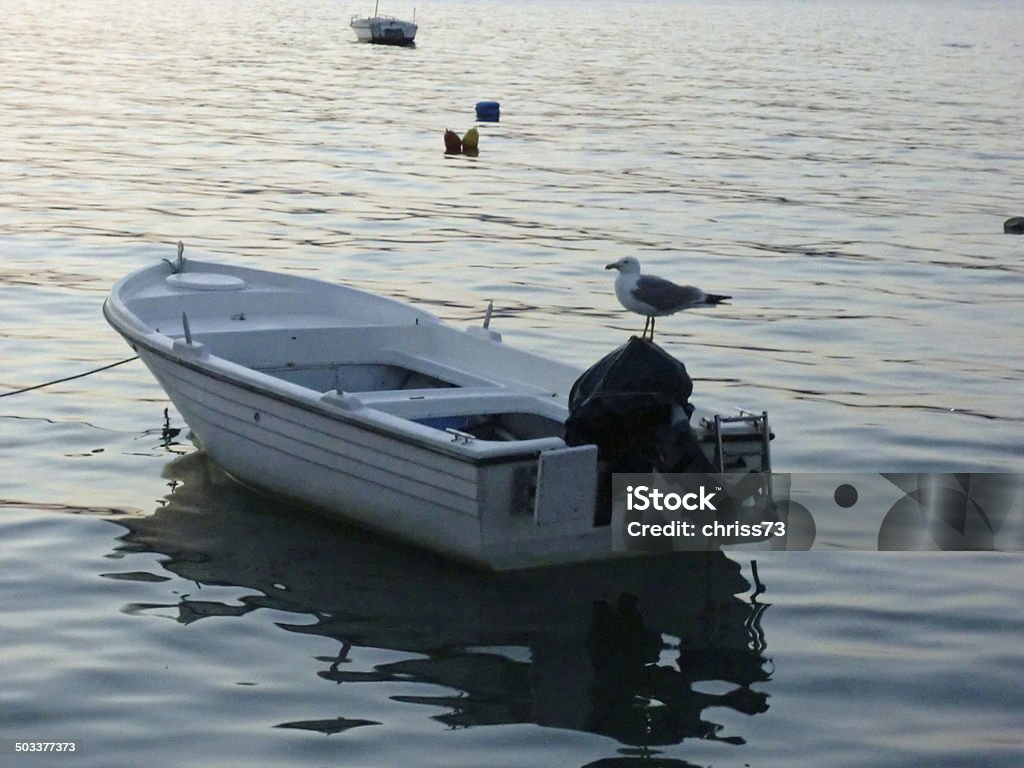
left=462, top=127, right=479, bottom=152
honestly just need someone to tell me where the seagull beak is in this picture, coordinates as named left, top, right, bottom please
left=605, top=262, right=618, bottom=270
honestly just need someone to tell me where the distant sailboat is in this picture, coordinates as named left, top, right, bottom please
left=350, top=0, right=417, bottom=46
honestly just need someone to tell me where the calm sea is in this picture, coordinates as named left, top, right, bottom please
left=1, top=0, right=1022, bottom=765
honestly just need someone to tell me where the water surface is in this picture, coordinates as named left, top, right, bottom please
left=1, top=0, right=1022, bottom=765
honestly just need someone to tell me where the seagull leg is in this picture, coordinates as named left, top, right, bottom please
left=641, top=316, right=650, bottom=339
left=649, top=317, right=656, bottom=341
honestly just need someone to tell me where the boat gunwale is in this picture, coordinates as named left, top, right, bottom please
left=102, top=296, right=569, bottom=467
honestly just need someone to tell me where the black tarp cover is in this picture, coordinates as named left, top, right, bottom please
left=564, top=337, right=713, bottom=474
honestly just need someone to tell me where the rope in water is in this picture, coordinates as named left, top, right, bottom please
left=0, top=356, right=139, bottom=398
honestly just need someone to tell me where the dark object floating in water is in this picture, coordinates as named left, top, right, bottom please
left=275, top=717, right=381, bottom=735
left=1004, top=217, right=1024, bottom=234
left=476, top=100, right=500, bottom=122
left=99, top=571, right=171, bottom=583
left=443, top=128, right=462, bottom=154
left=444, top=127, right=479, bottom=156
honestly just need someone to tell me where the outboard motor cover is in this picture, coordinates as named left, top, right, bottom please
left=565, top=337, right=713, bottom=474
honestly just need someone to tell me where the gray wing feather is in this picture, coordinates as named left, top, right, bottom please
left=633, top=275, right=706, bottom=311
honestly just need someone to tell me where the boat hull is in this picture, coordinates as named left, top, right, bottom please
left=350, top=16, right=417, bottom=45
left=127, top=345, right=617, bottom=569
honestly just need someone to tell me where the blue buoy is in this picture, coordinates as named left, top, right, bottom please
left=475, top=100, right=500, bottom=122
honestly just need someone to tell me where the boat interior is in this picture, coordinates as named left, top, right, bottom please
left=181, top=321, right=570, bottom=444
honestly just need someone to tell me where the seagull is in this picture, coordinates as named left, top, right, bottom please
left=605, top=256, right=730, bottom=340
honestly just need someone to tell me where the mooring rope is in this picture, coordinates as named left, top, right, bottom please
left=0, top=356, right=139, bottom=398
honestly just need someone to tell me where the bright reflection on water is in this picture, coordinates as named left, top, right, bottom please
left=1, top=0, right=1023, bottom=765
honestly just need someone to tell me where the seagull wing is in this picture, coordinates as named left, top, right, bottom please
left=632, top=274, right=707, bottom=312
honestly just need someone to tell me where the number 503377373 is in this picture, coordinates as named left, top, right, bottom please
left=13, top=742, right=78, bottom=752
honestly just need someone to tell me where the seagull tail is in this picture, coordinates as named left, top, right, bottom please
left=704, top=293, right=731, bottom=305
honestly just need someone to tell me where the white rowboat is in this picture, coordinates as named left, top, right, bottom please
left=104, top=249, right=771, bottom=570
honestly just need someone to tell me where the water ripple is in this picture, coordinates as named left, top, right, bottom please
left=2, top=0, right=1024, bottom=765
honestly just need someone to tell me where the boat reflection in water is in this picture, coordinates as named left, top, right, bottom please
left=109, top=453, right=772, bottom=760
